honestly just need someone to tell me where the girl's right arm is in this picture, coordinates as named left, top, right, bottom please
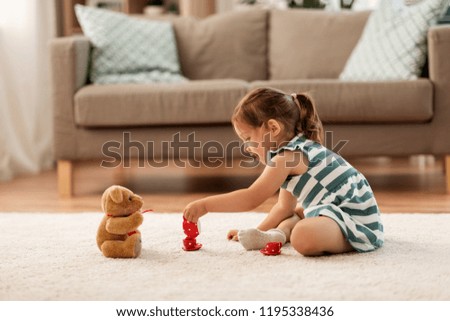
left=184, top=151, right=306, bottom=222
left=184, top=153, right=299, bottom=222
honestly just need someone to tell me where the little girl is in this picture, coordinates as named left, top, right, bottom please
left=183, top=87, right=384, bottom=256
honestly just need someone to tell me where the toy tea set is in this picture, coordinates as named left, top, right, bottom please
left=97, top=185, right=281, bottom=258
left=182, top=217, right=202, bottom=251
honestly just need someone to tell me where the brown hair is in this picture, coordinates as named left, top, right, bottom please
left=232, top=87, right=323, bottom=144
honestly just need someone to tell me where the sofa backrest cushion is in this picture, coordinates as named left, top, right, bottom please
left=269, top=9, right=370, bottom=80
left=171, top=9, right=268, bottom=81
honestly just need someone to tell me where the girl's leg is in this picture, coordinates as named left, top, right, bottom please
left=238, top=214, right=300, bottom=250
left=275, top=214, right=301, bottom=242
left=290, top=216, right=354, bottom=256
left=274, top=206, right=304, bottom=242
left=294, top=206, right=305, bottom=219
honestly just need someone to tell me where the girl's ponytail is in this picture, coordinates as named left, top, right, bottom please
left=292, top=93, right=324, bottom=144
left=232, top=87, right=324, bottom=145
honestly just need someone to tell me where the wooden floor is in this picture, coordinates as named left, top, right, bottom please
left=1, top=156, right=449, bottom=213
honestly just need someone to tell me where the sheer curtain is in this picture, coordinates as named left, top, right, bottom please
left=0, top=0, right=56, bottom=181
left=352, top=0, right=381, bottom=10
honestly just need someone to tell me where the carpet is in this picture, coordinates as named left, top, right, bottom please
left=0, top=212, right=449, bottom=301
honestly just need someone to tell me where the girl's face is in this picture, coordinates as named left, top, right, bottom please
left=233, top=120, right=274, bottom=165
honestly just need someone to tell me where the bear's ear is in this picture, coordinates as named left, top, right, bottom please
left=109, top=188, right=124, bottom=204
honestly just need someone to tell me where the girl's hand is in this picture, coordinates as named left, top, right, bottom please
left=227, top=229, right=239, bottom=241
left=183, top=200, right=208, bottom=223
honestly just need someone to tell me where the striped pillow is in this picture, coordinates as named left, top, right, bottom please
left=340, top=0, right=450, bottom=81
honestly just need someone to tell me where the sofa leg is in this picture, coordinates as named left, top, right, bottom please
left=446, top=156, right=450, bottom=194
left=58, top=160, right=73, bottom=198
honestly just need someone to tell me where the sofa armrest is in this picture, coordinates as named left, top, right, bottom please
left=427, top=25, right=450, bottom=154
left=50, top=36, right=91, bottom=159
left=50, top=36, right=90, bottom=91
left=428, top=25, right=450, bottom=85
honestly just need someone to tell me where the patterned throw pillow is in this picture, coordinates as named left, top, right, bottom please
left=340, top=0, right=449, bottom=81
left=75, top=5, right=186, bottom=84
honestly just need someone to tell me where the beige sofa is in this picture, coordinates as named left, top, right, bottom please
left=50, top=9, right=450, bottom=196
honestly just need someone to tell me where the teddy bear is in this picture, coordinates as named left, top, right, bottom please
left=97, top=185, right=144, bottom=258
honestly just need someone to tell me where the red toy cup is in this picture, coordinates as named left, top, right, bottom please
left=182, top=238, right=202, bottom=251
left=182, top=217, right=202, bottom=251
left=260, top=242, right=282, bottom=256
left=183, top=217, right=201, bottom=238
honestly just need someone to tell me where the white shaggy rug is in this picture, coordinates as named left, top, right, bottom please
left=0, top=212, right=449, bottom=301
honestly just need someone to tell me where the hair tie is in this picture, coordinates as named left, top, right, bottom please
left=291, top=93, right=301, bottom=109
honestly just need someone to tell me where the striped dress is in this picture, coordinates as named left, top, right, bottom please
left=269, top=135, right=384, bottom=252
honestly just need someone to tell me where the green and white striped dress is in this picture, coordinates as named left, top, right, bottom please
left=269, top=135, right=384, bottom=252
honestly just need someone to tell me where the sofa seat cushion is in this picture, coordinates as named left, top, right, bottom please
left=250, top=79, right=433, bottom=124
left=74, top=80, right=248, bottom=127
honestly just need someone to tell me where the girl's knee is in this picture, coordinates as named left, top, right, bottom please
left=290, top=222, right=320, bottom=256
